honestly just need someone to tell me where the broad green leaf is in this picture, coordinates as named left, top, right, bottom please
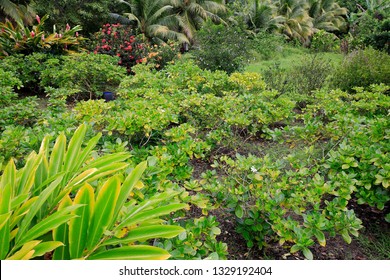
left=48, top=133, right=66, bottom=178
left=86, top=176, right=121, bottom=251
left=16, top=175, right=64, bottom=243
left=32, top=241, right=64, bottom=258
left=341, top=230, right=352, bottom=244
left=118, top=203, right=188, bottom=230
left=314, top=230, right=326, bottom=247
left=290, top=244, right=301, bottom=254
left=69, top=184, right=94, bottom=259
left=16, top=204, right=81, bottom=248
left=87, top=245, right=171, bottom=260
left=6, top=240, right=41, bottom=260
left=103, top=225, right=185, bottom=246
left=52, top=196, right=73, bottom=260
left=235, top=205, right=244, bottom=219
left=114, top=161, right=147, bottom=221
left=302, top=247, right=314, bottom=260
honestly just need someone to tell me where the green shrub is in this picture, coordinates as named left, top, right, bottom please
left=40, top=53, right=126, bottom=100
left=193, top=23, right=252, bottom=74
left=311, top=30, right=340, bottom=52
left=330, top=48, right=390, bottom=91
left=0, top=53, right=50, bottom=95
left=251, top=32, right=287, bottom=60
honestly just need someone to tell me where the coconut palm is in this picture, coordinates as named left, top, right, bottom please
left=272, top=0, right=313, bottom=43
left=308, top=0, right=348, bottom=32
left=244, top=0, right=284, bottom=33
left=168, top=0, right=227, bottom=42
left=113, top=0, right=189, bottom=43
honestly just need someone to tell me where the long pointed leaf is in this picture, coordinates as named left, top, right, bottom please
left=16, top=175, right=64, bottom=243
left=103, top=225, right=184, bottom=246
left=114, top=161, right=147, bottom=219
left=63, top=124, right=87, bottom=174
left=16, top=205, right=81, bottom=248
left=87, top=245, right=171, bottom=260
left=6, top=240, right=41, bottom=260
left=118, top=203, right=188, bottom=230
left=32, top=241, right=64, bottom=258
left=52, top=196, right=73, bottom=260
left=69, top=183, right=94, bottom=259
left=0, top=182, right=12, bottom=259
left=48, top=133, right=66, bottom=178
left=86, top=176, right=121, bottom=251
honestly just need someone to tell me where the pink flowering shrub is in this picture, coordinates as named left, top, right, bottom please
left=91, top=23, right=148, bottom=73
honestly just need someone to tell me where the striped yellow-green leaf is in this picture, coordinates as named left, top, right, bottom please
left=16, top=204, right=81, bottom=249
left=48, top=133, right=66, bottom=178
left=10, top=196, right=38, bottom=229
left=117, top=203, right=188, bottom=230
left=0, top=212, right=11, bottom=231
left=76, top=133, right=102, bottom=169
left=69, top=183, right=94, bottom=259
left=52, top=196, right=73, bottom=260
left=32, top=241, right=64, bottom=258
left=87, top=245, right=171, bottom=260
left=0, top=159, right=16, bottom=196
left=114, top=161, right=147, bottom=219
left=103, top=225, right=185, bottom=246
left=81, top=152, right=131, bottom=171
left=86, top=176, right=121, bottom=251
left=16, top=175, right=64, bottom=243
left=85, top=162, right=129, bottom=184
left=63, top=124, right=87, bottom=174
left=6, top=240, right=41, bottom=260
left=0, top=182, right=12, bottom=259
left=16, top=152, right=43, bottom=195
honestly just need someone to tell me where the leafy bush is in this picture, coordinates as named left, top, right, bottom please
left=311, top=30, right=340, bottom=52
left=193, top=23, right=252, bottom=74
left=40, top=53, right=126, bottom=100
left=251, top=32, right=287, bottom=60
left=0, top=124, right=187, bottom=260
left=0, top=15, right=83, bottom=58
left=330, top=48, right=390, bottom=91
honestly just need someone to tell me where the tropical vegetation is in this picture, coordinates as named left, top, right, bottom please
left=0, top=0, right=389, bottom=261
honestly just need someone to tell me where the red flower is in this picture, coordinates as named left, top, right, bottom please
left=36, top=15, right=41, bottom=24
left=30, top=31, right=35, bottom=37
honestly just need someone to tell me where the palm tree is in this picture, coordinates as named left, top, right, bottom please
left=272, top=0, right=313, bottom=43
left=308, top=0, right=348, bottom=32
left=245, top=0, right=284, bottom=33
left=168, top=0, right=227, bottom=43
left=113, top=0, right=189, bottom=43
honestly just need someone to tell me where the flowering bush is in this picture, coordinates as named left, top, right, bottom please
left=91, top=23, right=148, bottom=73
left=0, top=15, right=83, bottom=57
left=146, top=41, right=181, bottom=70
